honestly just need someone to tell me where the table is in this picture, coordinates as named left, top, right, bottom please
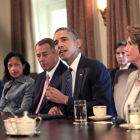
left=0, top=115, right=139, bottom=140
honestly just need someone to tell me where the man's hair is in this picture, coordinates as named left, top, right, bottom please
left=35, top=38, right=55, bottom=53
left=114, top=41, right=127, bottom=53
left=127, top=25, right=140, bottom=52
left=55, top=27, right=79, bottom=40
left=4, top=52, right=30, bottom=80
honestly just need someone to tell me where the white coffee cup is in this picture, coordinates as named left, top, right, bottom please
left=3, top=117, right=17, bottom=134
left=93, top=106, right=107, bottom=118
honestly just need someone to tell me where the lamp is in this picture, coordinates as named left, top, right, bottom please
left=97, top=0, right=107, bottom=26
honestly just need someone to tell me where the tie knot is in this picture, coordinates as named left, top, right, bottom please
left=46, top=74, right=50, bottom=80
left=68, top=67, right=73, bottom=73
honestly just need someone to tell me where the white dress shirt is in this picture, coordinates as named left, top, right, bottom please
left=47, top=59, right=60, bottom=82
left=120, top=63, right=131, bottom=69
left=68, top=53, right=81, bottom=96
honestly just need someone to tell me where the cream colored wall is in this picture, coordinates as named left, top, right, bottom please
left=0, top=0, right=11, bottom=80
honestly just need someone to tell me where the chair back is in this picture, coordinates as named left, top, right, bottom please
left=113, top=69, right=137, bottom=116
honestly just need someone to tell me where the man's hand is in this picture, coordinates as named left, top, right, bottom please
left=46, top=87, right=69, bottom=104
left=48, top=106, right=63, bottom=115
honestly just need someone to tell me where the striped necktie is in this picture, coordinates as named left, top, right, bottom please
left=66, top=67, right=73, bottom=97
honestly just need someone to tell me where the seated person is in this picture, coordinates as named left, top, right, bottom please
left=0, top=52, right=34, bottom=114
left=31, top=38, right=67, bottom=114
left=121, top=25, right=140, bottom=118
left=0, top=80, right=2, bottom=99
left=46, top=27, right=112, bottom=116
left=110, top=41, right=137, bottom=86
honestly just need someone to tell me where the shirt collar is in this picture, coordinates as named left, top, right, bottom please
left=120, top=63, right=131, bottom=69
left=8, top=75, right=29, bottom=86
left=46, top=59, right=60, bottom=80
left=68, top=53, right=81, bottom=71
left=18, top=75, right=30, bottom=83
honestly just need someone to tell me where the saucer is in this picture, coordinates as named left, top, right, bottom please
left=120, top=124, right=140, bottom=130
left=73, top=122, right=88, bottom=124
left=6, top=131, right=40, bottom=136
left=88, top=115, right=112, bottom=121
left=119, top=124, right=129, bottom=129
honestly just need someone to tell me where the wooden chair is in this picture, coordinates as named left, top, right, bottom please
left=113, top=69, right=137, bottom=116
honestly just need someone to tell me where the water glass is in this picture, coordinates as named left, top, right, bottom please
left=74, top=100, right=87, bottom=124
left=128, top=103, right=140, bottom=130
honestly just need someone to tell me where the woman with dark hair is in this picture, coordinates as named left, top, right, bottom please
left=0, top=52, right=34, bottom=114
left=121, top=25, right=140, bottom=118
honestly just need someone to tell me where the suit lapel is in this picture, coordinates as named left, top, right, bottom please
left=39, top=60, right=67, bottom=112
left=74, top=68, right=84, bottom=98
left=62, top=71, right=67, bottom=95
left=35, top=72, right=46, bottom=100
left=73, top=54, right=85, bottom=98
left=121, top=71, right=137, bottom=117
left=39, top=70, right=60, bottom=112
left=49, top=73, right=59, bottom=87
left=49, top=60, right=67, bottom=87
left=37, top=72, right=47, bottom=112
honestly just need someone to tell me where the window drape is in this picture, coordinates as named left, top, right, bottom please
left=106, top=0, right=140, bottom=69
left=66, top=0, right=96, bottom=59
left=11, top=0, right=38, bottom=72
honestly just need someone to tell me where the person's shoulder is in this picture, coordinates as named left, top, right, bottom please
left=22, top=75, right=34, bottom=83
left=56, top=60, right=68, bottom=74
left=0, top=80, right=2, bottom=87
left=129, top=70, right=138, bottom=76
left=82, top=55, right=105, bottom=68
left=110, top=68, right=119, bottom=75
left=36, top=71, right=46, bottom=77
left=129, top=63, right=138, bottom=69
left=4, top=80, right=12, bottom=87
left=127, top=70, right=138, bottom=82
left=34, top=72, right=45, bottom=83
left=59, top=60, right=67, bottom=69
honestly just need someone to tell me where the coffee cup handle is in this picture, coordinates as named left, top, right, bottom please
left=9, top=118, right=17, bottom=132
left=34, top=116, right=42, bottom=130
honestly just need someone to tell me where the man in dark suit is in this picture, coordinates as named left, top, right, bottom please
left=46, top=28, right=112, bottom=116
left=110, top=41, right=137, bottom=86
left=31, top=38, right=67, bottom=114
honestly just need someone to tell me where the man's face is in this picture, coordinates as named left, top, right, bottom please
left=53, top=30, right=81, bottom=66
left=115, top=45, right=127, bottom=67
left=36, top=43, right=58, bottom=71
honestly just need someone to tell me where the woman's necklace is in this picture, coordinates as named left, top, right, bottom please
left=135, top=71, right=140, bottom=81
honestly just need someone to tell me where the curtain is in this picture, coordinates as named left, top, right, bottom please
left=66, top=0, right=96, bottom=59
left=106, top=0, right=140, bottom=69
left=11, top=0, right=38, bottom=72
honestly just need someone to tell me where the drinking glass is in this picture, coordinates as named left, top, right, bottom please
left=128, top=103, right=140, bottom=130
left=74, top=100, right=87, bottom=124
left=127, top=131, right=140, bottom=140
